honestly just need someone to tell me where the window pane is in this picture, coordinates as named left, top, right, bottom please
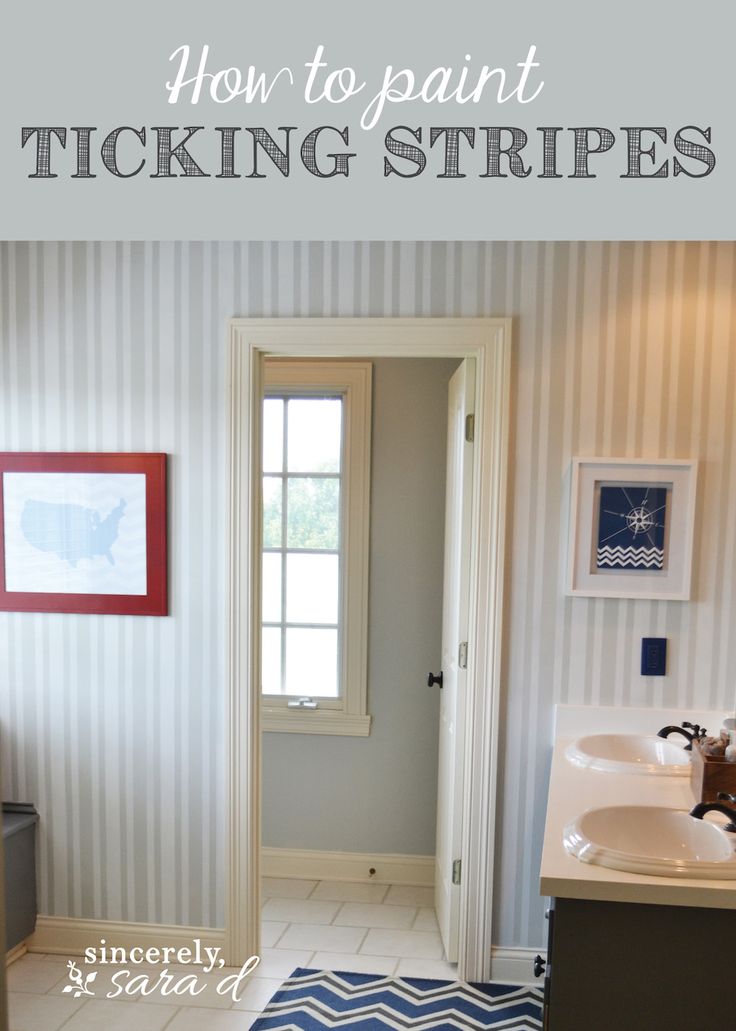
left=285, top=628, right=338, bottom=697
left=263, top=399, right=284, bottom=472
left=262, top=627, right=282, bottom=694
left=286, top=553, right=339, bottom=624
left=287, top=477, right=340, bottom=550
left=263, top=476, right=283, bottom=548
left=287, top=398, right=342, bottom=473
left=262, top=552, right=282, bottom=623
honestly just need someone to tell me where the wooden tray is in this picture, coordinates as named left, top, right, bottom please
left=690, top=738, right=736, bottom=803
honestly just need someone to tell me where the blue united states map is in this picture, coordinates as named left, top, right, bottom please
left=20, top=498, right=127, bottom=567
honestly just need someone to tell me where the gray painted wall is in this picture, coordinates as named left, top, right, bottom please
left=1, top=242, right=736, bottom=948
left=262, top=357, right=457, bottom=855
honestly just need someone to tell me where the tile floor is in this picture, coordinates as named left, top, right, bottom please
left=6, top=878, right=456, bottom=1031
left=261, top=876, right=456, bottom=980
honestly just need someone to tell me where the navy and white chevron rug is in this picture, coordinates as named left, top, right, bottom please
left=250, top=967, right=544, bottom=1031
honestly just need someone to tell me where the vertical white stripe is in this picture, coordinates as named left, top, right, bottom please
left=520, top=241, right=553, bottom=937
left=177, top=241, right=191, bottom=925
left=201, top=241, right=214, bottom=923
left=664, top=242, right=685, bottom=456
left=158, top=242, right=177, bottom=924
left=624, top=242, right=644, bottom=453
left=553, top=242, right=578, bottom=705
left=641, top=245, right=668, bottom=456
left=712, top=246, right=736, bottom=715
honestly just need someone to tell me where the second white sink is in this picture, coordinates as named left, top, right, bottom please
left=564, top=805, right=736, bottom=879
left=565, top=733, right=690, bottom=775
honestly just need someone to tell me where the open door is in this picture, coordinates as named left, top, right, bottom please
left=434, top=359, right=475, bottom=965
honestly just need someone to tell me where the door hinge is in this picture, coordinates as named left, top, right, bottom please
left=465, top=414, right=475, bottom=443
left=452, top=858, right=462, bottom=885
left=458, top=641, right=468, bottom=669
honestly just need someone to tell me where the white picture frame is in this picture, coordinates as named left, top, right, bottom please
left=567, top=458, right=698, bottom=600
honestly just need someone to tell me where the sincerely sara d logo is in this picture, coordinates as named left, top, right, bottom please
left=61, top=939, right=260, bottom=1003
left=63, top=961, right=97, bottom=998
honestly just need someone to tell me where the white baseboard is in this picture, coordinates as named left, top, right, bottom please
left=6, top=942, right=27, bottom=966
left=29, top=917, right=226, bottom=959
left=261, top=847, right=434, bottom=887
left=489, top=947, right=545, bottom=986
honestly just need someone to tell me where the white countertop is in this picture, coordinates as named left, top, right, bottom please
left=540, top=705, right=736, bottom=910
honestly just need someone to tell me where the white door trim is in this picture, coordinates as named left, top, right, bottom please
left=227, top=318, right=511, bottom=982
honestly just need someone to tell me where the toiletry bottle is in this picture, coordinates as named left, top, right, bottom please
left=726, top=731, right=736, bottom=763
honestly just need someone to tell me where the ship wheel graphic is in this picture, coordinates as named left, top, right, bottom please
left=625, top=505, right=655, bottom=536
left=601, top=487, right=666, bottom=549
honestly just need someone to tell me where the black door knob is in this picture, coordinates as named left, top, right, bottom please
left=533, top=954, right=546, bottom=978
left=427, top=672, right=443, bottom=689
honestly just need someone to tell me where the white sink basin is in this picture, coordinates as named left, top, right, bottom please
left=565, top=734, right=690, bottom=775
left=564, top=806, right=736, bottom=879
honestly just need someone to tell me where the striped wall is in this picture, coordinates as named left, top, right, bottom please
left=1, top=242, right=735, bottom=948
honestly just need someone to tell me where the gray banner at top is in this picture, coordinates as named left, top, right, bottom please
left=0, top=0, right=731, bottom=239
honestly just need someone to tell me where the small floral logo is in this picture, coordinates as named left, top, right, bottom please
left=62, top=961, right=97, bottom=998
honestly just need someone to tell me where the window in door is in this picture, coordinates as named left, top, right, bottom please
left=261, top=359, right=372, bottom=735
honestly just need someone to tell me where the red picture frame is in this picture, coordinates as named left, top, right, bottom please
left=0, top=452, right=168, bottom=615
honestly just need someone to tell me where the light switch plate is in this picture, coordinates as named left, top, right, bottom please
left=641, top=637, right=667, bottom=676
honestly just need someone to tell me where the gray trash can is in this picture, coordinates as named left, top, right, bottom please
left=2, top=803, right=38, bottom=951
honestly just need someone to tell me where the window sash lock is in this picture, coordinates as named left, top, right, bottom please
left=287, top=696, right=319, bottom=710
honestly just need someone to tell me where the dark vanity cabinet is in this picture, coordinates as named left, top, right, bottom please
left=2, top=804, right=38, bottom=951
left=542, top=895, right=736, bottom=1031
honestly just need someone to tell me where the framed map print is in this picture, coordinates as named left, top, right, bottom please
left=567, top=458, right=697, bottom=600
left=0, top=452, right=167, bottom=615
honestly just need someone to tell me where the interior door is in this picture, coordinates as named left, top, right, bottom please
left=434, top=359, right=475, bottom=965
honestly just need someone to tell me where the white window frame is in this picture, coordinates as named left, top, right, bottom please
left=260, top=359, right=372, bottom=736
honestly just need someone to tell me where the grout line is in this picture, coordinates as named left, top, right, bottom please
left=160, top=1005, right=183, bottom=1029
left=271, top=921, right=290, bottom=947
left=53, top=996, right=91, bottom=1030
left=354, top=927, right=370, bottom=956
left=410, top=909, right=436, bottom=931
left=45, top=969, right=77, bottom=996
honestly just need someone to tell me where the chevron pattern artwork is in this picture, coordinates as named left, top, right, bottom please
left=250, top=968, right=544, bottom=1031
left=596, top=545, right=664, bottom=569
